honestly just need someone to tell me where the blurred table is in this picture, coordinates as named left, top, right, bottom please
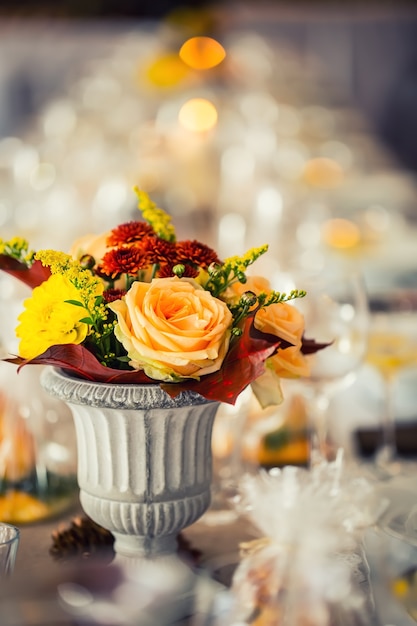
left=13, top=500, right=257, bottom=582
left=1, top=495, right=415, bottom=626
left=3, top=501, right=257, bottom=625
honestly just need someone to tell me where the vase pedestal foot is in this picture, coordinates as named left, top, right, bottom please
left=112, top=547, right=198, bottom=623
left=112, top=532, right=178, bottom=560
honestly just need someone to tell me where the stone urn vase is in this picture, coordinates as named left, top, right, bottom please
left=40, top=367, right=220, bottom=560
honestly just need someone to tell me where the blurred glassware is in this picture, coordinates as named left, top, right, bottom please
left=227, top=462, right=383, bottom=626
left=366, top=289, right=417, bottom=475
left=0, top=364, right=78, bottom=524
left=283, top=268, right=369, bottom=463
left=240, top=382, right=310, bottom=474
left=0, top=275, right=78, bottom=524
left=369, top=477, right=417, bottom=625
left=203, top=387, right=252, bottom=527
left=0, top=523, right=19, bottom=577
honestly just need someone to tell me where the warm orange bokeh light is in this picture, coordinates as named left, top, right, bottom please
left=303, top=157, right=344, bottom=188
left=321, top=218, right=361, bottom=249
left=179, top=36, right=226, bottom=70
left=178, top=98, right=218, bottom=132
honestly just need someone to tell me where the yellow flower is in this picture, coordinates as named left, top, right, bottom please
left=16, top=274, right=90, bottom=360
left=35, top=250, right=104, bottom=311
left=109, top=276, right=233, bottom=381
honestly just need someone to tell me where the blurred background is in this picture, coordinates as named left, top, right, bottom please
left=2, top=8, right=417, bottom=625
left=1, top=0, right=417, bottom=508
left=1, top=1, right=417, bottom=173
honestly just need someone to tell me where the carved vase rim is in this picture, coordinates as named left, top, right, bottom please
left=40, top=366, right=218, bottom=410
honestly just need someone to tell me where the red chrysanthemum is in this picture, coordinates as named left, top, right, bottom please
left=157, top=263, right=199, bottom=279
left=174, top=240, right=221, bottom=269
left=98, top=246, right=151, bottom=278
left=140, top=235, right=176, bottom=265
left=103, top=288, right=127, bottom=303
left=106, top=221, right=154, bottom=246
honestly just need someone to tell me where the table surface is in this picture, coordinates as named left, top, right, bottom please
left=2, top=496, right=416, bottom=626
left=1, top=500, right=259, bottom=625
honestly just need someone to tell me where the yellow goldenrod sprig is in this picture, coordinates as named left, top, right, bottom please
left=204, top=244, right=269, bottom=298
left=0, top=237, right=35, bottom=265
left=133, top=186, right=176, bottom=242
left=257, top=289, right=307, bottom=308
left=223, top=245, right=269, bottom=275
left=227, top=289, right=307, bottom=338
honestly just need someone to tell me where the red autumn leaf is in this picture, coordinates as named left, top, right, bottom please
left=3, top=319, right=329, bottom=406
left=4, top=318, right=280, bottom=405
left=0, top=256, right=51, bottom=289
left=5, top=344, right=154, bottom=385
left=301, top=335, right=332, bottom=354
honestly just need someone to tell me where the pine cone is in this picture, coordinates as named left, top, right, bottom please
left=50, top=515, right=201, bottom=566
left=50, top=515, right=115, bottom=563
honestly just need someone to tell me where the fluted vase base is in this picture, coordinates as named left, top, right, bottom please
left=41, top=367, right=220, bottom=561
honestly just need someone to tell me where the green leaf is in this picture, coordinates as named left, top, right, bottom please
left=79, top=317, right=93, bottom=324
left=65, top=299, right=85, bottom=307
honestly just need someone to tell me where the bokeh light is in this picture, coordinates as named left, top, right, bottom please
left=145, top=53, right=190, bottom=87
left=302, top=157, right=344, bottom=188
left=178, top=98, right=218, bottom=132
left=179, top=36, right=226, bottom=70
left=321, top=218, right=361, bottom=249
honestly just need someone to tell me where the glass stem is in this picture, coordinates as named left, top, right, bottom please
left=377, top=374, right=397, bottom=465
left=310, top=389, right=330, bottom=465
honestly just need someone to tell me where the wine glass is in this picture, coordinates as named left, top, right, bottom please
left=203, top=386, right=253, bottom=526
left=283, top=268, right=369, bottom=464
left=366, top=289, right=417, bottom=475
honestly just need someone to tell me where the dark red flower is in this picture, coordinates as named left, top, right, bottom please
left=140, top=235, right=176, bottom=265
left=98, top=247, right=151, bottom=278
left=174, top=240, right=221, bottom=269
left=103, top=288, right=127, bottom=303
left=106, top=221, right=154, bottom=246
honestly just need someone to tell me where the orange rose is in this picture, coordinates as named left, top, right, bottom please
left=255, top=301, right=309, bottom=379
left=229, top=275, right=309, bottom=379
left=250, top=301, right=310, bottom=408
left=109, top=276, right=233, bottom=381
left=254, top=300, right=304, bottom=347
left=227, top=275, right=270, bottom=306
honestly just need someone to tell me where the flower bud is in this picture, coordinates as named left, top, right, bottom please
left=172, top=264, right=185, bottom=278
left=208, top=263, right=221, bottom=277
left=79, top=254, right=96, bottom=270
left=240, top=291, right=258, bottom=308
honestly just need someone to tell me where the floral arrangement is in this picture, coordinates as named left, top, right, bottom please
left=0, top=188, right=323, bottom=406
